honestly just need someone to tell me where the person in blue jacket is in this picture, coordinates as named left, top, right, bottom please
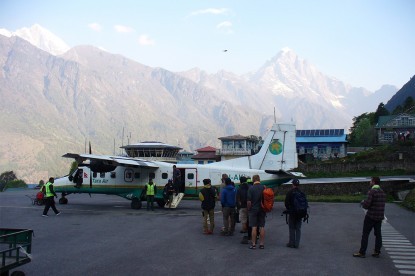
left=220, top=178, right=236, bottom=236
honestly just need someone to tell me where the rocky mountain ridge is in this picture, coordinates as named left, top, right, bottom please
left=0, top=26, right=399, bottom=182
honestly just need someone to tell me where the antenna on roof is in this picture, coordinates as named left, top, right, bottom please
left=273, top=107, right=276, bottom=123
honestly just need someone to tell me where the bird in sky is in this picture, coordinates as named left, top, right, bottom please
left=223, top=49, right=228, bottom=52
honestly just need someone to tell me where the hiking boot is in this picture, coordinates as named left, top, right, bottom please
left=353, top=252, right=365, bottom=258
left=372, top=251, right=380, bottom=258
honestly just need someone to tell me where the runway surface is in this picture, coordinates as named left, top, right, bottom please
left=1, top=189, right=414, bottom=275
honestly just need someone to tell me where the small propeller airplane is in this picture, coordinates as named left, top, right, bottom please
left=53, top=122, right=305, bottom=209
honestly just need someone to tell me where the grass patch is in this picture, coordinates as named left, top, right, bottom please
left=304, top=169, right=413, bottom=179
left=275, top=194, right=395, bottom=203
left=401, top=188, right=415, bottom=212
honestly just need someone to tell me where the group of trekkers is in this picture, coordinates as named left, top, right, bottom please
left=198, top=174, right=307, bottom=249
left=199, top=174, right=387, bottom=255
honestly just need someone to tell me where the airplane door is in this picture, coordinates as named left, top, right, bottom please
left=184, top=168, right=198, bottom=195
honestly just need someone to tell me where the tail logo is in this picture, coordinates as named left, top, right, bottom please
left=269, top=140, right=283, bottom=155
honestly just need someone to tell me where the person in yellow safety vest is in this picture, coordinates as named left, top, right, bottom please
left=145, top=178, right=157, bottom=211
left=42, top=177, right=61, bottom=217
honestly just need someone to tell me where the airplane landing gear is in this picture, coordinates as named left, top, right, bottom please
left=156, top=199, right=165, bottom=208
left=59, top=195, right=68, bottom=204
left=131, top=198, right=142, bottom=209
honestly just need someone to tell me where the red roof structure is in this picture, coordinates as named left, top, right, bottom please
left=191, top=146, right=220, bottom=161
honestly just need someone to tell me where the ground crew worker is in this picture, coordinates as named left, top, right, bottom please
left=145, top=178, right=157, bottom=211
left=42, top=177, right=60, bottom=217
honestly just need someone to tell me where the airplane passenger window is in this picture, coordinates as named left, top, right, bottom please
left=134, top=172, right=140, bottom=179
left=100, top=172, right=105, bottom=178
left=110, top=172, right=116, bottom=179
left=188, top=173, right=194, bottom=180
left=162, top=173, right=168, bottom=179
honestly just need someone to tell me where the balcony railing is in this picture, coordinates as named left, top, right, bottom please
left=217, top=149, right=252, bottom=156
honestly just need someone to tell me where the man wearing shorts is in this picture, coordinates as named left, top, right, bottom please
left=247, top=174, right=265, bottom=249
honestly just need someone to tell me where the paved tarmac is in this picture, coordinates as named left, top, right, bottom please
left=1, top=189, right=414, bottom=276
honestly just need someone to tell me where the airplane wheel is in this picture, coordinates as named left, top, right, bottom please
left=59, top=198, right=68, bottom=204
left=131, top=198, right=142, bottom=209
left=156, top=199, right=165, bottom=208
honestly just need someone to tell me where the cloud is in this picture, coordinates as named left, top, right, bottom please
left=138, top=34, right=155, bottom=46
left=217, top=21, right=232, bottom=28
left=189, top=8, right=229, bottom=16
left=88, top=23, right=102, bottom=32
left=217, top=21, right=233, bottom=34
left=114, top=25, right=134, bottom=33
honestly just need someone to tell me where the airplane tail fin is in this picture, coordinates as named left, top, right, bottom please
left=210, top=123, right=298, bottom=171
left=250, top=123, right=298, bottom=171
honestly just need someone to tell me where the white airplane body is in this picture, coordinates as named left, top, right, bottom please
left=54, top=123, right=304, bottom=209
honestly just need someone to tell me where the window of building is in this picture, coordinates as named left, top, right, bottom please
left=332, top=146, right=340, bottom=154
left=400, top=117, right=409, bottom=126
left=198, top=161, right=204, bottom=165
left=384, top=132, right=394, bottom=142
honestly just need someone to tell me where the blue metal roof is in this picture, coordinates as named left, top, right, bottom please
left=296, top=134, right=347, bottom=143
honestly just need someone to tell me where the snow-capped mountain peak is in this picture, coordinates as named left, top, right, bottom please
left=2, top=24, right=70, bottom=55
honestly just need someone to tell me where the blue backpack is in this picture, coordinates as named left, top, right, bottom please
left=293, top=191, right=308, bottom=219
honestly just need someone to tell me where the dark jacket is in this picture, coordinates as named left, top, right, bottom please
left=199, top=185, right=217, bottom=210
left=361, top=185, right=386, bottom=221
left=237, top=183, right=249, bottom=208
left=221, top=184, right=237, bottom=208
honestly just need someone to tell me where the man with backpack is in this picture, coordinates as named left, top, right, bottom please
left=199, top=178, right=217, bottom=234
left=247, top=174, right=266, bottom=249
left=284, top=178, right=308, bottom=248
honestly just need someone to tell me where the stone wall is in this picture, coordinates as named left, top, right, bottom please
left=275, top=179, right=415, bottom=199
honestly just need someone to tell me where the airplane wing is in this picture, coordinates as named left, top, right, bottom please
left=62, top=153, right=159, bottom=169
left=265, top=170, right=306, bottom=178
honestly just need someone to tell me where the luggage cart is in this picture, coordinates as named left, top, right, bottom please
left=25, top=192, right=44, bottom=206
left=0, top=228, right=33, bottom=276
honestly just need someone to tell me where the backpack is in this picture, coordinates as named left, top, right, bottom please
left=292, top=191, right=308, bottom=218
left=261, top=186, right=274, bottom=212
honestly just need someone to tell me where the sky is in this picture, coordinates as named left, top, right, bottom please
left=0, top=0, right=414, bottom=91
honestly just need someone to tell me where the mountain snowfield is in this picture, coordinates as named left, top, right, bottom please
left=0, top=24, right=398, bottom=182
